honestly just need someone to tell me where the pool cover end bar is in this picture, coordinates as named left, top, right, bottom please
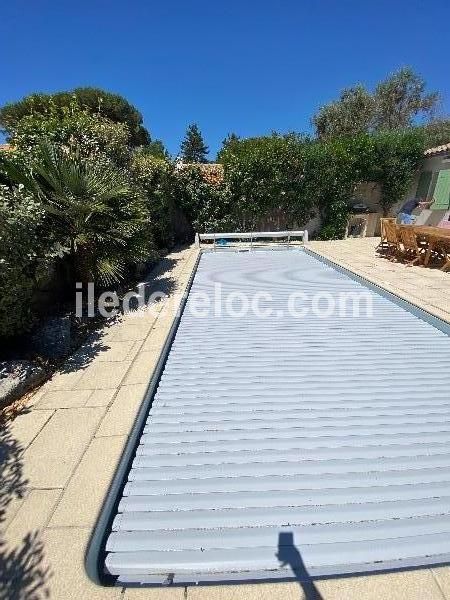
left=196, top=230, right=309, bottom=247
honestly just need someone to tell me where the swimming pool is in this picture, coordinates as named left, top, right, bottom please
left=100, top=249, right=450, bottom=585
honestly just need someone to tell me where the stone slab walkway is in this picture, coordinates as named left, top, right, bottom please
left=1, top=239, right=450, bottom=600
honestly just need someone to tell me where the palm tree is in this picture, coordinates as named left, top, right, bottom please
left=2, top=141, right=152, bottom=285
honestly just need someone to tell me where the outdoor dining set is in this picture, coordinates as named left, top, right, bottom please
left=378, top=218, right=450, bottom=271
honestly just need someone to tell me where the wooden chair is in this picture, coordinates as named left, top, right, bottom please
left=377, top=218, right=397, bottom=251
left=437, top=239, right=450, bottom=272
left=397, top=226, right=425, bottom=266
left=379, top=219, right=400, bottom=260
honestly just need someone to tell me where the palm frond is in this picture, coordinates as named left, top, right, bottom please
left=96, top=258, right=126, bottom=286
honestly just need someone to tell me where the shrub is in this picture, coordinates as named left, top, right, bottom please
left=0, top=184, right=56, bottom=337
left=369, top=129, right=425, bottom=215
left=307, top=137, right=362, bottom=239
left=221, top=131, right=425, bottom=236
left=3, top=142, right=156, bottom=286
left=11, top=99, right=131, bottom=169
left=171, top=165, right=235, bottom=234
left=221, top=134, right=316, bottom=230
left=130, top=151, right=175, bottom=248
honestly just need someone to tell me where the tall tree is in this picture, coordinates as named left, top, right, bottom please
left=313, top=86, right=375, bottom=139
left=420, top=119, right=450, bottom=148
left=0, top=87, right=150, bottom=146
left=138, top=139, right=169, bottom=160
left=374, top=68, right=439, bottom=130
left=313, top=68, right=440, bottom=139
left=217, top=132, right=240, bottom=161
left=180, top=123, right=209, bottom=163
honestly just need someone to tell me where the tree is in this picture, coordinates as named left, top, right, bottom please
left=217, top=133, right=240, bottom=161
left=137, top=139, right=169, bottom=160
left=374, top=68, right=439, bottom=130
left=180, top=123, right=209, bottom=163
left=313, top=68, right=440, bottom=139
left=313, top=86, right=375, bottom=139
left=419, top=119, right=450, bottom=149
left=170, top=164, right=233, bottom=234
left=221, top=134, right=316, bottom=230
left=369, top=129, right=425, bottom=216
left=0, top=87, right=150, bottom=146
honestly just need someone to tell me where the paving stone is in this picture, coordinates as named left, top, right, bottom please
left=36, top=389, right=92, bottom=409
left=95, top=340, right=137, bottom=362
left=84, top=388, right=116, bottom=407
left=49, top=435, right=126, bottom=527
left=431, top=567, right=450, bottom=599
left=107, top=322, right=153, bottom=342
left=315, top=569, right=445, bottom=600
left=26, top=384, right=48, bottom=407
left=44, top=368, right=85, bottom=391
left=1, top=492, right=28, bottom=531
left=41, top=527, right=122, bottom=599
left=8, top=408, right=54, bottom=449
left=187, top=582, right=305, bottom=600
left=23, top=407, right=105, bottom=488
left=5, top=489, right=61, bottom=543
left=76, top=361, right=132, bottom=390
left=141, top=324, right=173, bottom=351
left=123, top=351, right=160, bottom=385
left=123, top=586, right=186, bottom=599
left=122, top=308, right=159, bottom=325
left=96, top=384, right=147, bottom=437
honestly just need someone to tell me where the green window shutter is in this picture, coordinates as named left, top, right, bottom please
left=416, top=170, right=432, bottom=199
left=431, top=170, right=450, bottom=210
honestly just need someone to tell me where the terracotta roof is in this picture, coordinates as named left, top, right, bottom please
left=196, top=163, right=224, bottom=184
left=0, top=143, right=12, bottom=152
left=176, top=162, right=224, bottom=184
left=424, top=143, right=450, bottom=156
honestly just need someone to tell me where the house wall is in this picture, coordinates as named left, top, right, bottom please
left=355, top=154, right=450, bottom=218
left=353, top=182, right=382, bottom=212
left=408, top=154, right=450, bottom=202
left=404, top=154, right=450, bottom=226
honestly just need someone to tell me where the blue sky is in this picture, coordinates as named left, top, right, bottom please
left=3, top=0, right=449, bottom=158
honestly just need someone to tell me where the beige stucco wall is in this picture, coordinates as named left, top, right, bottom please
left=353, top=182, right=382, bottom=212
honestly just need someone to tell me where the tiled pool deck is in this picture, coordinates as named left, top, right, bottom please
left=1, top=238, right=450, bottom=600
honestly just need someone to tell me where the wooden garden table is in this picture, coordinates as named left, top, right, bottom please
left=414, top=225, right=450, bottom=271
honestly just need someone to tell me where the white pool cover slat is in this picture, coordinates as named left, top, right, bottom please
left=104, top=250, right=450, bottom=584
